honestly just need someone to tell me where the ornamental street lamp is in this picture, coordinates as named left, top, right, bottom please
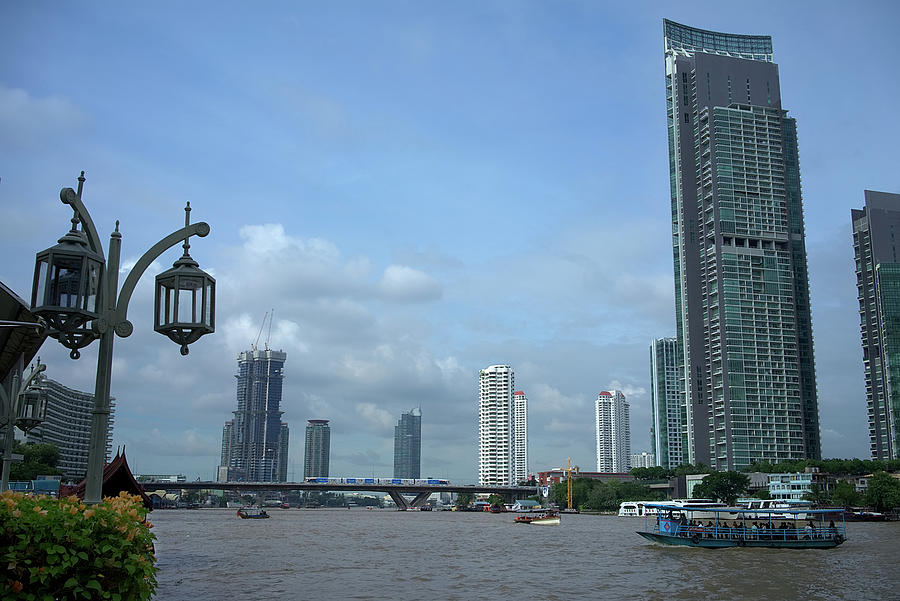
left=31, top=172, right=215, bottom=503
left=0, top=359, right=47, bottom=492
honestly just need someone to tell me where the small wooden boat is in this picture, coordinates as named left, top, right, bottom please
left=236, top=508, right=270, bottom=519
left=515, top=510, right=560, bottom=525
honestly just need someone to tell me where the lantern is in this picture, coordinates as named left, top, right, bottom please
left=32, top=219, right=104, bottom=357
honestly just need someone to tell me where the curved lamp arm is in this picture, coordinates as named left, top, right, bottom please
left=60, top=186, right=104, bottom=258
left=111, top=222, right=211, bottom=331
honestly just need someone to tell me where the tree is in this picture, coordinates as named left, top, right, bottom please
left=631, top=466, right=670, bottom=481
left=691, top=471, right=750, bottom=505
left=455, top=492, right=473, bottom=509
left=486, top=494, right=504, bottom=508
left=865, top=472, right=900, bottom=512
left=674, top=463, right=713, bottom=476
left=9, top=441, right=63, bottom=481
left=802, top=483, right=830, bottom=506
left=831, top=481, right=860, bottom=508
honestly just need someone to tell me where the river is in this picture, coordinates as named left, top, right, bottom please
left=151, top=508, right=899, bottom=600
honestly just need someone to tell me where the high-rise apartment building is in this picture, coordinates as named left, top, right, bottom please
left=650, top=337, right=683, bottom=470
left=663, top=19, right=820, bottom=470
left=852, top=190, right=900, bottom=460
left=303, top=419, right=330, bottom=479
left=595, top=390, right=631, bottom=472
left=513, top=391, right=528, bottom=483
left=219, top=349, right=288, bottom=482
left=631, top=451, right=656, bottom=469
left=25, top=378, right=115, bottom=481
left=393, top=408, right=421, bottom=479
left=478, top=365, right=515, bottom=486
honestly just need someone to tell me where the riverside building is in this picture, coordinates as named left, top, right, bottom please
left=852, top=190, right=900, bottom=459
left=513, top=391, right=528, bottom=483
left=393, top=408, right=421, bottom=479
left=663, top=19, right=820, bottom=470
left=478, top=365, right=516, bottom=486
left=650, top=337, right=683, bottom=470
left=218, top=349, right=289, bottom=482
left=303, top=419, right=330, bottom=479
left=25, top=378, right=115, bottom=481
left=595, top=391, right=631, bottom=472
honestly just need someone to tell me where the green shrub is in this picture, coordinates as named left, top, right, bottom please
left=1, top=491, right=157, bottom=600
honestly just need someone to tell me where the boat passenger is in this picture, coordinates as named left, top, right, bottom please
left=750, top=522, right=758, bottom=540
left=705, top=521, right=715, bottom=539
left=804, top=521, right=814, bottom=540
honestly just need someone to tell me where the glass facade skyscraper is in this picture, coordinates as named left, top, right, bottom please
left=852, top=191, right=900, bottom=460
left=303, top=419, right=330, bottom=479
left=650, top=337, right=682, bottom=470
left=219, top=349, right=289, bottom=482
left=393, top=408, right=421, bottom=479
left=664, top=19, right=820, bottom=470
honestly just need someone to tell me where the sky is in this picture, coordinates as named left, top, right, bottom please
left=1, top=1, right=898, bottom=482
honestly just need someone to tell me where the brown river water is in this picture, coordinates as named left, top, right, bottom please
left=150, top=508, right=900, bottom=600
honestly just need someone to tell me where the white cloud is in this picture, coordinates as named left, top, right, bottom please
left=355, top=402, right=394, bottom=432
left=0, top=85, right=88, bottom=144
left=377, top=265, right=442, bottom=302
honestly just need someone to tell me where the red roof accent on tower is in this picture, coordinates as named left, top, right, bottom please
left=598, top=391, right=612, bottom=396
left=513, top=391, right=525, bottom=396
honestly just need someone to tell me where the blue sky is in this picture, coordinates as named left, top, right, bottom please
left=1, top=1, right=898, bottom=481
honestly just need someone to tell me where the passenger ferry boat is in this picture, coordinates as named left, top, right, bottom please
left=618, top=499, right=725, bottom=517
left=636, top=503, right=846, bottom=549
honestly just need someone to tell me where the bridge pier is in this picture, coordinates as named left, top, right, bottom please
left=409, top=491, right=432, bottom=508
left=387, top=490, right=412, bottom=510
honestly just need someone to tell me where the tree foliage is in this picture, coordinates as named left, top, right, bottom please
left=550, top=478, right=664, bottom=512
left=691, top=471, right=750, bottom=504
left=865, top=472, right=900, bottom=512
left=455, top=492, right=473, bottom=508
left=830, top=481, right=860, bottom=508
left=743, top=458, right=900, bottom=476
left=9, top=441, right=62, bottom=481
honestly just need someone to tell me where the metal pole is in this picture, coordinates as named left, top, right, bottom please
left=84, top=228, right=121, bottom=504
left=0, top=370, right=22, bottom=491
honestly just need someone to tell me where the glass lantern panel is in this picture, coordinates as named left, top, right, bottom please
left=176, top=286, right=197, bottom=324
left=158, top=282, right=172, bottom=326
left=50, top=256, right=84, bottom=309
left=85, top=262, right=101, bottom=313
left=204, top=282, right=214, bottom=327
left=33, top=258, right=49, bottom=307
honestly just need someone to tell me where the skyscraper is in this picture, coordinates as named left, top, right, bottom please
left=595, top=390, right=631, bottom=472
left=219, top=349, right=288, bottom=482
left=303, top=419, right=330, bottom=479
left=650, top=337, right=683, bottom=470
left=663, top=19, right=820, bottom=470
left=852, top=190, right=900, bottom=460
left=478, top=364, right=515, bottom=486
left=393, top=408, right=421, bottom=479
left=513, top=391, right=528, bottom=483
left=25, top=378, right=115, bottom=481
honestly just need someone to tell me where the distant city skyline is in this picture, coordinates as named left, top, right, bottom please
left=2, top=4, right=898, bottom=481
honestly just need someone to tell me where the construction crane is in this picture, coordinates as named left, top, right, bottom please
left=251, top=310, right=275, bottom=351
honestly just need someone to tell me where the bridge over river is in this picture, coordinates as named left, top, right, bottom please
left=144, top=481, right=539, bottom=510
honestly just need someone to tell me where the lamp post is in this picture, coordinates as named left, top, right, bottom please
left=0, top=358, right=47, bottom=491
left=30, top=172, right=215, bottom=503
